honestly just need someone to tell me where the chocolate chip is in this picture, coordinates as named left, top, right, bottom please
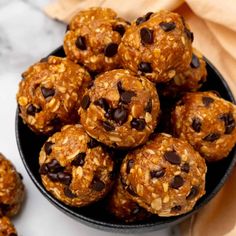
left=181, top=163, right=190, bottom=173
left=145, top=98, right=152, bottom=113
left=138, top=62, right=152, bottom=73
left=94, top=98, right=109, bottom=112
left=184, top=28, right=194, bottom=42
left=81, top=95, right=90, bottom=110
left=164, top=151, right=181, bottom=165
left=113, top=107, right=128, bottom=125
left=170, top=175, right=184, bottom=189
left=127, top=185, right=138, bottom=196
left=57, top=172, right=72, bottom=185
left=71, top=153, right=86, bottom=167
left=39, top=164, right=48, bottom=175
left=117, top=81, right=136, bottom=104
left=41, top=87, right=55, bottom=99
left=131, top=118, right=146, bottom=131
left=102, top=120, right=115, bottom=131
left=120, top=91, right=136, bottom=104
left=219, top=113, right=235, bottom=134
left=104, top=43, right=118, bottom=57
left=145, top=12, right=153, bottom=20
left=126, top=159, right=134, bottom=174
left=75, top=36, right=87, bottom=50
left=136, top=17, right=146, bottom=26
left=190, top=54, right=200, bottom=68
left=47, top=173, right=58, bottom=182
left=64, top=187, right=76, bottom=198
left=26, top=104, right=41, bottom=116
left=87, top=138, right=99, bottom=148
left=159, top=22, right=176, bottom=32
left=136, top=12, right=153, bottom=25
left=203, top=132, right=220, bottom=142
left=47, top=159, right=64, bottom=173
left=44, top=141, right=54, bottom=155
left=91, top=178, right=105, bottom=191
left=113, top=24, right=125, bottom=36
left=191, top=117, right=202, bottom=133
left=104, top=108, right=114, bottom=120
left=186, top=186, right=199, bottom=200
left=202, top=96, right=214, bottom=107
left=9, top=233, right=17, bottom=236
left=150, top=168, right=165, bottom=179
left=117, top=81, right=124, bottom=93
left=171, top=205, right=182, bottom=212
left=140, top=27, right=154, bottom=44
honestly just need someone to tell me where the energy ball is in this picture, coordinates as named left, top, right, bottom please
left=157, top=48, right=207, bottom=97
left=17, top=56, right=91, bottom=134
left=120, top=133, right=206, bottom=216
left=108, top=178, right=151, bottom=222
left=64, top=7, right=129, bottom=72
left=0, top=153, right=24, bottom=218
left=79, top=69, right=160, bottom=148
left=172, top=92, right=236, bottom=161
left=0, top=217, right=17, bottom=236
left=39, top=125, right=114, bottom=207
left=118, top=10, right=193, bottom=83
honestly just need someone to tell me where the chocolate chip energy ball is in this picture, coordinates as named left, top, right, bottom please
left=157, top=48, right=207, bottom=97
left=17, top=56, right=91, bottom=134
left=0, top=153, right=24, bottom=217
left=64, top=7, right=129, bottom=72
left=0, top=217, right=17, bottom=236
left=172, top=92, right=236, bottom=161
left=39, top=125, right=114, bottom=207
left=118, top=11, right=193, bottom=83
left=120, top=133, right=206, bottom=216
left=108, top=179, right=151, bottom=222
left=79, top=69, right=160, bottom=148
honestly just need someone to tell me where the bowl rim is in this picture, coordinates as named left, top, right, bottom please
left=15, top=46, right=236, bottom=232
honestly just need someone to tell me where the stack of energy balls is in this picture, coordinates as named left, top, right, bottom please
left=0, top=153, right=25, bottom=235
left=16, top=7, right=236, bottom=223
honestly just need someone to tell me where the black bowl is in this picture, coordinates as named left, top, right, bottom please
left=16, top=46, right=236, bottom=233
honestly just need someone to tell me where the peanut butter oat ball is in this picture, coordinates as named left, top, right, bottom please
left=17, top=56, right=91, bottom=134
left=64, top=7, right=129, bottom=73
left=157, top=48, right=207, bottom=97
left=0, top=153, right=24, bottom=218
left=79, top=69, right=160, bottom=148
left=108, top=179, right=151, bottom=222
left=120, top=133, right=206, bottom=217
left=0, top=217, right=17, bottom=236
left=118, top=10, right=193, bottom=83
left=172, top=92, right=236, bottom=161
left=39, top=125, right=114, bottom=207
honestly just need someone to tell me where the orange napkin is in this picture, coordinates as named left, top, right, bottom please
left=44, top=1, right=236, bottom=235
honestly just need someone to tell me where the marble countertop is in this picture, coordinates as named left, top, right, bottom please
left=0, top=1, right=178, bottom=235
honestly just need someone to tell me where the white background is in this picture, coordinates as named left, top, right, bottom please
left=0, top=0, right=175, bottom=235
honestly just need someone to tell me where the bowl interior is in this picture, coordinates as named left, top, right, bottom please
left=16, top=47, right=236, bottom=233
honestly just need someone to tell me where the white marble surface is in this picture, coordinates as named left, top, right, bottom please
left=0, top=1, right=178, bottom=235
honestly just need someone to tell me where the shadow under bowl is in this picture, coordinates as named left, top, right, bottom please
left=15, top=46, right=236, bottom=233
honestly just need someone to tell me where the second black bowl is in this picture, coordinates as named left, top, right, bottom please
left=16, top=46, right=236, bottom=233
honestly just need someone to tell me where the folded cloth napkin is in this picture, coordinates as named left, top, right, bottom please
left=44, top=1, right=236, bottom=235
